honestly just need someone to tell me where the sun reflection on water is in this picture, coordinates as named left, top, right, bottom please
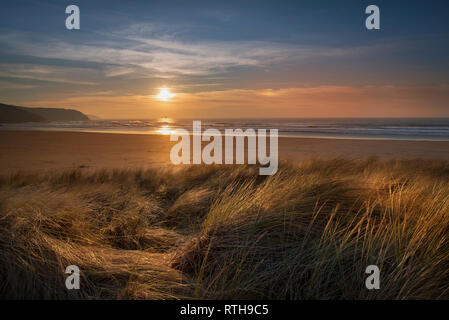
left=156, top=124, right=175, bottom=135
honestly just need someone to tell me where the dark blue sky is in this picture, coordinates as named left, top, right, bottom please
left=1, top=0, right=449, bottom=118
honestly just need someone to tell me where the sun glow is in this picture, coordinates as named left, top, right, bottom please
left=156, top=88, right=175, bottom=101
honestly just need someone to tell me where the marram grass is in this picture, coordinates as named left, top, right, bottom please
left=0, top=159, right=449, bottom=299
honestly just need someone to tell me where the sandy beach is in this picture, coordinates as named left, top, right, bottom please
left=1, top=130, right=449, bottom=174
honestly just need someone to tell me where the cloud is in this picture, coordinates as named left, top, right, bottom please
left=0, top=81, right=36, bottom=90
left=0, top=63, right=99, bottom=85
left=0, top=28, right=384, bottom=79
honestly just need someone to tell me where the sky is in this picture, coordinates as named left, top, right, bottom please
left=1, top=0, right=449, bottom=118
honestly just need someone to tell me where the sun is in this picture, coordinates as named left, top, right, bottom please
left=156, top=88, right=175, bottom=101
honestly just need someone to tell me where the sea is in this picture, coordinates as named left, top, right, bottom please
left=2, top=118, right=449, bottom=141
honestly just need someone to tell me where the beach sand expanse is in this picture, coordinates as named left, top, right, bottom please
left=1, top=130, right=449, bottom=174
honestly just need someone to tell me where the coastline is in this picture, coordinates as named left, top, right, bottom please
left=2, top=117, right=449, bottom=142
left=1, top=130, right=449, bottom=174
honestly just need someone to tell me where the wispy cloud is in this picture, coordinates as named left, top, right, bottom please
left=0, top=63, right=99, bottom=85
left=0, top=27, right=386, bottom=79
left=0, top=81, right=36, bottom=90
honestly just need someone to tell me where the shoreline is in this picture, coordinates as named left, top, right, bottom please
left=1, top=130, right=449, bottom=174
left=1, top=127, right=449, bottom=142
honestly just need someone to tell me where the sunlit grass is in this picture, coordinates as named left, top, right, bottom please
left=1, top=159, right=449, bottom=299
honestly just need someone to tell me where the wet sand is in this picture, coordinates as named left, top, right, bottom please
left=1, top=131, right=449, bottom=174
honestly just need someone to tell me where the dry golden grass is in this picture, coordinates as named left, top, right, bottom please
left=1, top=159, right=449, bottom=299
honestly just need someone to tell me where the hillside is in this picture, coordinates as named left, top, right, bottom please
left=0, top=103, right=89, bottom=123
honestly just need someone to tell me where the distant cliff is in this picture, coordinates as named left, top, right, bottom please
left=0, top=103, right=89, bottom=123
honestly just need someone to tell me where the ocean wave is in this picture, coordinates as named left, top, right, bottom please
left=2, top=118, right=449, bottom=141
